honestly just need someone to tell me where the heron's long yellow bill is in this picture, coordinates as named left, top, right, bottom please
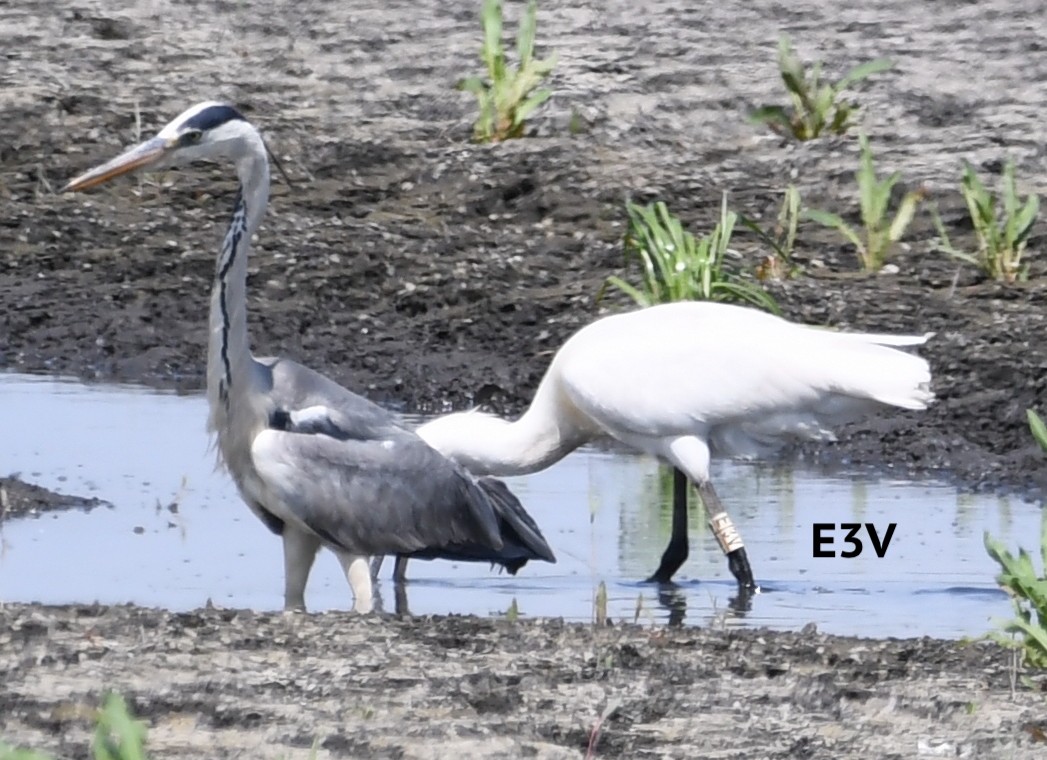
left=61, top=137, right=170, bottom=193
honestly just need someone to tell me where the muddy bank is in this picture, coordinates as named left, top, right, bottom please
left=0, top=0, right=1046, bottom=495
left=0, top=476, right=105, bottom=520
left=1, top=603, right=1045, bottom=759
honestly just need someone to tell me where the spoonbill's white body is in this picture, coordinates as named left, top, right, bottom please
left=393, top=300, right=934, bottom=591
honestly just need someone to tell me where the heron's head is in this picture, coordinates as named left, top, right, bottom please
left=62, top=101, right=256, bottom=192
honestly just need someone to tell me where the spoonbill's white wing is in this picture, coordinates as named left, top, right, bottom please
left=556, top=302, right=932, bottom=458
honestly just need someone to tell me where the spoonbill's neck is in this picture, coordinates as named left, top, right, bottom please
left=418, top=384, right=589, bottom=476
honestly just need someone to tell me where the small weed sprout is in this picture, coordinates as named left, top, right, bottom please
left=740, top=184, right=803, bottom=280
left=504, top=597, right=520, bottom=622
left=585, top=699, right=621, bottom=760
left=933, top=160, right=1039, bottom=282
left=1029, top=410, right=1047, bottom=452
left=984, top=512, right=1047, bottom=669
left=605, top=195, right=780, bottom=313
left=806, top=134, right=923, bottom=271
left=568, top=107, right=588, bottom=135
left=1, top=693, right=149, bottom=760
left=982, top=411, right=1047, bottom=669
left=594, top=581, right=608, bottom=626
left=92, top=693, right=148, bottom=760
left=750, top=36, right=892, bottom=140
left=459, top=0, right=556, bottom=143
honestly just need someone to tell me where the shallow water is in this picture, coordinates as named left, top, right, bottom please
left=0, top=372, right=1039, bottom=639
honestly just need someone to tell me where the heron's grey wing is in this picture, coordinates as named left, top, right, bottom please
left=250, top=427, right=504, bottom=557
left=255, top=360, right=555, bottom=566
left=258, top=357, right=408, bottom=440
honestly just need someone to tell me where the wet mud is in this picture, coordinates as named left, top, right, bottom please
left=3, top=604, right=1046, bottom=759
left=0, top=476, right=105, bottom=520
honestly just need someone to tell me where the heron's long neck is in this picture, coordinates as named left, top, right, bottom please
left=206, top=146, right=270, bottom=461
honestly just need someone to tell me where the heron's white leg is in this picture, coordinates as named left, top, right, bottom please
left=282, top=526, right=321, bottom=612
left=337, top=553, right=374, bottom=614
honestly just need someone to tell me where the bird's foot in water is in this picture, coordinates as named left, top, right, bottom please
left=709, top=511, right=759, bottom=593
left=726, top=546, right=759, bottom=594
left=644, top=539, right=688, bottom=584
left=645, top=565, right=683, bottom=585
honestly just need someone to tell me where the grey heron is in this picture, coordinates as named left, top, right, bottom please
left=62, top=101, right=555, bottom=613
left=376, top=300, right=934, bottom=595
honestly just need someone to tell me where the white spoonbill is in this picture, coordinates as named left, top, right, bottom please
left=379, top=300, right=934, bottom=593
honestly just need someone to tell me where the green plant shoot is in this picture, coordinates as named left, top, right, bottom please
left=982, top=411, right=1047, bottom=669
left=459, top=0, right=556, bottom=142
left=92, top=694, right=148, bottom=760
left=740, top=185, right=803, bottom=280
left=605, top=195, right=779, bottom=313
left=933, top=160, right=1038, bottom=282
left=985, top=511, right=1047, bottom=669
left=1029, top=410, right=1047, bottom=453
left=750, top=36, right=892, bottom=140
left=806, top=134, right=923, bottom=271
left=0, top=693, right=149, bottom=760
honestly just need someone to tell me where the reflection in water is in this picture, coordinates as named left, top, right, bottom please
left=0, top=372, right=1041, bottom=639
left=656, top=585, right=688, bottom=627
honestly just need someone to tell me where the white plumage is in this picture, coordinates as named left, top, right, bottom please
left=394, top=300, right=934, bottom=588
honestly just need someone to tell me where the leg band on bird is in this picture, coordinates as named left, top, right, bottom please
left=697, top=481, right=758, bottom=592
left=709, top=511, right=745, bottom=554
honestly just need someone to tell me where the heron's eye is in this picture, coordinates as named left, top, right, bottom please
left=181, top=129, right=204, bottom=146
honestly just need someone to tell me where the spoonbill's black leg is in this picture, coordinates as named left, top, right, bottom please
left=646, top=468, right=690, bottom=583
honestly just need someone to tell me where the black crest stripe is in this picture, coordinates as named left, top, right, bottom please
left=184, top=104, right=246, bottom=133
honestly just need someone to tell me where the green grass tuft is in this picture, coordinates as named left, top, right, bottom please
left=459, top=0, right=556, bottom=143
left=983, top=411, right=1047, bottom=669
left=806, top=134, right=923, bottom=271
left=604, top=195, right=779, bottom=313
left=750, top=35, right=892, bottom=140
left=933, top=159, right=1039, bottom=282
